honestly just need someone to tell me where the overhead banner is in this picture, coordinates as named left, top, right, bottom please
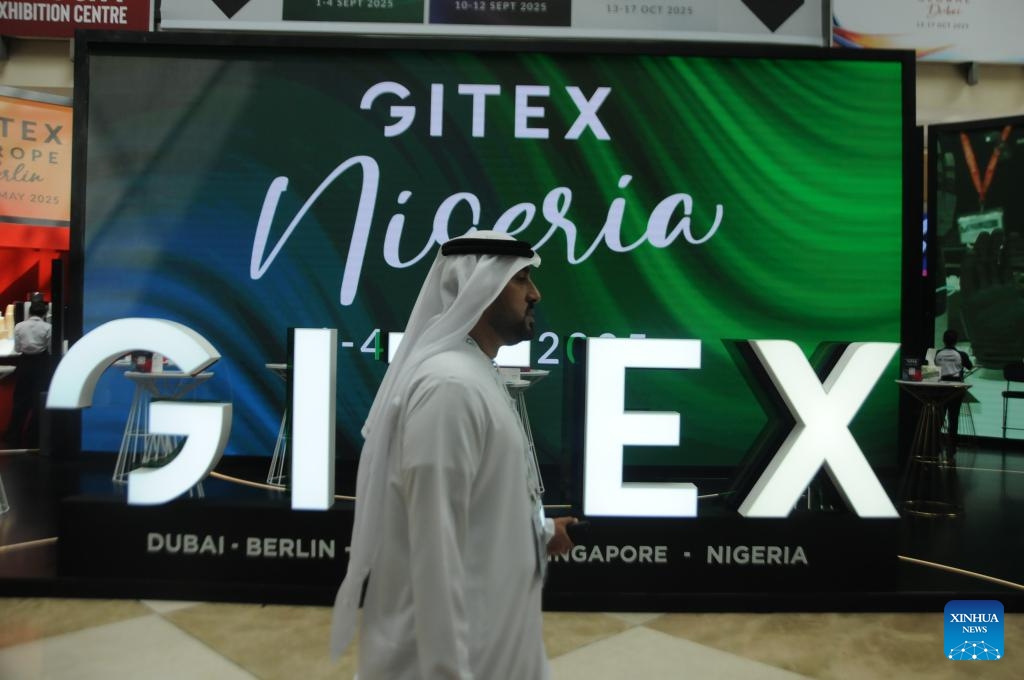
left=0, top=0, right=153, bottom=38
left=833, top=0, right=1024, bottom=63
left=0, top=91, right=72, bottom=228
left=158, top=0, right=826, bottom=44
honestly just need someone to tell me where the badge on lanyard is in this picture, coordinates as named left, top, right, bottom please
left=956, top=126, right=1013, bottom=245
left=531, top=501, right=548, bottom=581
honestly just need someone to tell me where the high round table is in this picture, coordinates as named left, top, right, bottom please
left=896, top=379, right=971, bottom=518
left=113, top=370, right=215, bottom=485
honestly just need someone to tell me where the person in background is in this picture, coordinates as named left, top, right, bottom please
left=330, top=231, right=576, bottom=679
left=4, top=300, right=52, bottom=449
left=933, top=328, right=974, bottom=458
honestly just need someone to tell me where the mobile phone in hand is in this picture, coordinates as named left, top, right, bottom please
left=566, top=520, right=590, bottom=543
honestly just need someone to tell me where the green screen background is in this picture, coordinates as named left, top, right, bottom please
left=81, top=43, right=904, bottom=473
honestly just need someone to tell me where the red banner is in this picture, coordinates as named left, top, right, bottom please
left=0, top=0, right=152, bottom=38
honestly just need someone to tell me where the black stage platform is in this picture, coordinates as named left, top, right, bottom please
left=1, top=443, right=1022, bottom=610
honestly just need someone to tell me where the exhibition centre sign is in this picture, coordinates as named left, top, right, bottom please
left=0, top=0, right=153, bottom=38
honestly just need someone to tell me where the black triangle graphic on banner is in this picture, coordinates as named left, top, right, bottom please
left=211, top=0, right=253, bottom=19
left=739, top=0, right=804, bottom=32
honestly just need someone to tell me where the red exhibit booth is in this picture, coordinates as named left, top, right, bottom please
left=0, top=88, right=72, bottom=435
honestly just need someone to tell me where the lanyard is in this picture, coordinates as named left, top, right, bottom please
left=959, top=125, right=1013, bottom=210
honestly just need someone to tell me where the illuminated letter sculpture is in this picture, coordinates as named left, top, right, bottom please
left=739, top=340, right=900, bottom=518
left=290, top=328, right=337, bottom=510
left=583, top=337, right=701, bottom=517
left=47, top=319, right=229, bottom=505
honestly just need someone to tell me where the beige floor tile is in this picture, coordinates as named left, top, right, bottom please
left=550, top=625, right=810, bottom=680
left=0, top=613, right=255, bottom=679
left=141, top=599, right=201, bottom=615
left=4, top=597, right=1019, bottom=679
left=542, top=611, right=633, bottom=659
left=645, top=612, right=1024, bottom=680
left=604, top=611, right=663, bottom=627
left=0, top=597, right=151, bottom=649
left=164, top=602, right=355, bottom=680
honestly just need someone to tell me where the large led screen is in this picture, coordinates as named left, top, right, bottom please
left=928, top=115, right=1024, bottom=439
left=76, top=35, right=909, bottom=480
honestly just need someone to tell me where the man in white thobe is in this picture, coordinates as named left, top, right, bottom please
left=331, top=231, right=575, bottom=679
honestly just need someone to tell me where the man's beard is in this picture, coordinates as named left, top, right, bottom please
left=518, top=308, right=537, bottom=341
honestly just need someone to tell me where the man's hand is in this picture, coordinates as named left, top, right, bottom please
left=547, top=517, right=578, bottom=556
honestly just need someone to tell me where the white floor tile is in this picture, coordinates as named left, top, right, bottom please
left=550, top=626, right=809, bottom=680
left=0, top=613, right=256, bottom=679
left=141, top=599, right=202, bottom=615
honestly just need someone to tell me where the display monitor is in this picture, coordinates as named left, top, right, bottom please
left=927, top=115, right=1024, bottom=439
left=71, top=33, right=914, bottom=489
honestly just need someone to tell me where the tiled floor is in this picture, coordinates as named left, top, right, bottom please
left=2, top=597, right=1022, bottom=679
left=2, top=440, right=1023, bottom=678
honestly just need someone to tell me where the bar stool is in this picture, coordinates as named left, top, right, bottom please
left=1001, top=362, right=1024, bottom=438
left=0, top=473, right=9, bottom=515
left=0, top=364, right=17, bottom=452
left=940, top=389, right=977, bottom=454
left=0, top=363, right=12, bottom=513
left=504, top=368, right=549, bottom=495
left=265, top=363, right=289, bottom=485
